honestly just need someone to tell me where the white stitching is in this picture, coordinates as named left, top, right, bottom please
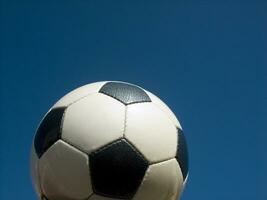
left=123, top=106, right=128, bottom=138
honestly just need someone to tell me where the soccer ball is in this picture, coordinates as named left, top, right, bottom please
left=30, top=81, right=189, bottom=200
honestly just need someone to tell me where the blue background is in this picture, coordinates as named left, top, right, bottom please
left=0, top=1, right=266, bottom=200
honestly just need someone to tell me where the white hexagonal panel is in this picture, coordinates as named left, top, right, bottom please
left=53, top=81, right=107, bottom=108
left=145, top=90, right=182, bottom=129
left=62, top=93, right=125, bottom=154
left=125, top=103, right=177, bottom=163
left=39, top=140, right=92, bottom=200
left=133, top=159, right=184, bottom=200
left=30, top=143, right=42, bottom=199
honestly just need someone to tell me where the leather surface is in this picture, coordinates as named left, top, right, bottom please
left=99, top=82, right=151, bottom=105
left=125, top=103, right=177, bottom=163
left=133, top=159, right=183, bottom=200
left=145, top=90, right=182, bottom=129
left=39, top=140, right=92, bottom=200
left=175, top=128, right=189, bottom=180
left=34, top=107, right=66, bottom=158
left=53, top=81, right=107, bottom=108
left=89, top=139, right=148, bottom=199
left=62, top=93, right=125, bottom=154
left=32, top=81, right=188, bottom=200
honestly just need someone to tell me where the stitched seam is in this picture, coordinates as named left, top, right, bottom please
left=126, top=99, right=151, bottom=105
left=152, top=102, right=182, bottom=129
left=122, top=105, right=148, bottom=164
left=99, top=91, right=128, bottom=105
left=151, top=103, right=181, bottom=161
left=40, top=139, right=94, bottom=200
left=123, top=139, right=148, bottom=164
left=90, top=138, right=148, bottom=166
left=67, top=92, right=97, bottom=107
left=91, top=139, right=122, bottom=154
left=56, top=82, right=107, bottom=108
left=123, top=106, right=128, bottom=138
left=59, top=138, right=88, bottom=155
left=99, top=91, right=151, bottom=106
left=59, top=107, right=67, bottom=139
left=84, top=193, right=94, bottom=200
left=150, top=157, right=176, bottom=165
left=133, top=166, right=151, bottom=199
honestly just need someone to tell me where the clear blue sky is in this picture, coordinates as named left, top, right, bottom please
left=0, top=0, right=266, bottom=200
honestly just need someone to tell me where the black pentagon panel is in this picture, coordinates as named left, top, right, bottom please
left=34, top=107, right=66, bottom=158
left=175, top=128, right=189, bottom=181
left=99, top=82, right=151, bottom=105
left=89, top=139, right=148, bottom=199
